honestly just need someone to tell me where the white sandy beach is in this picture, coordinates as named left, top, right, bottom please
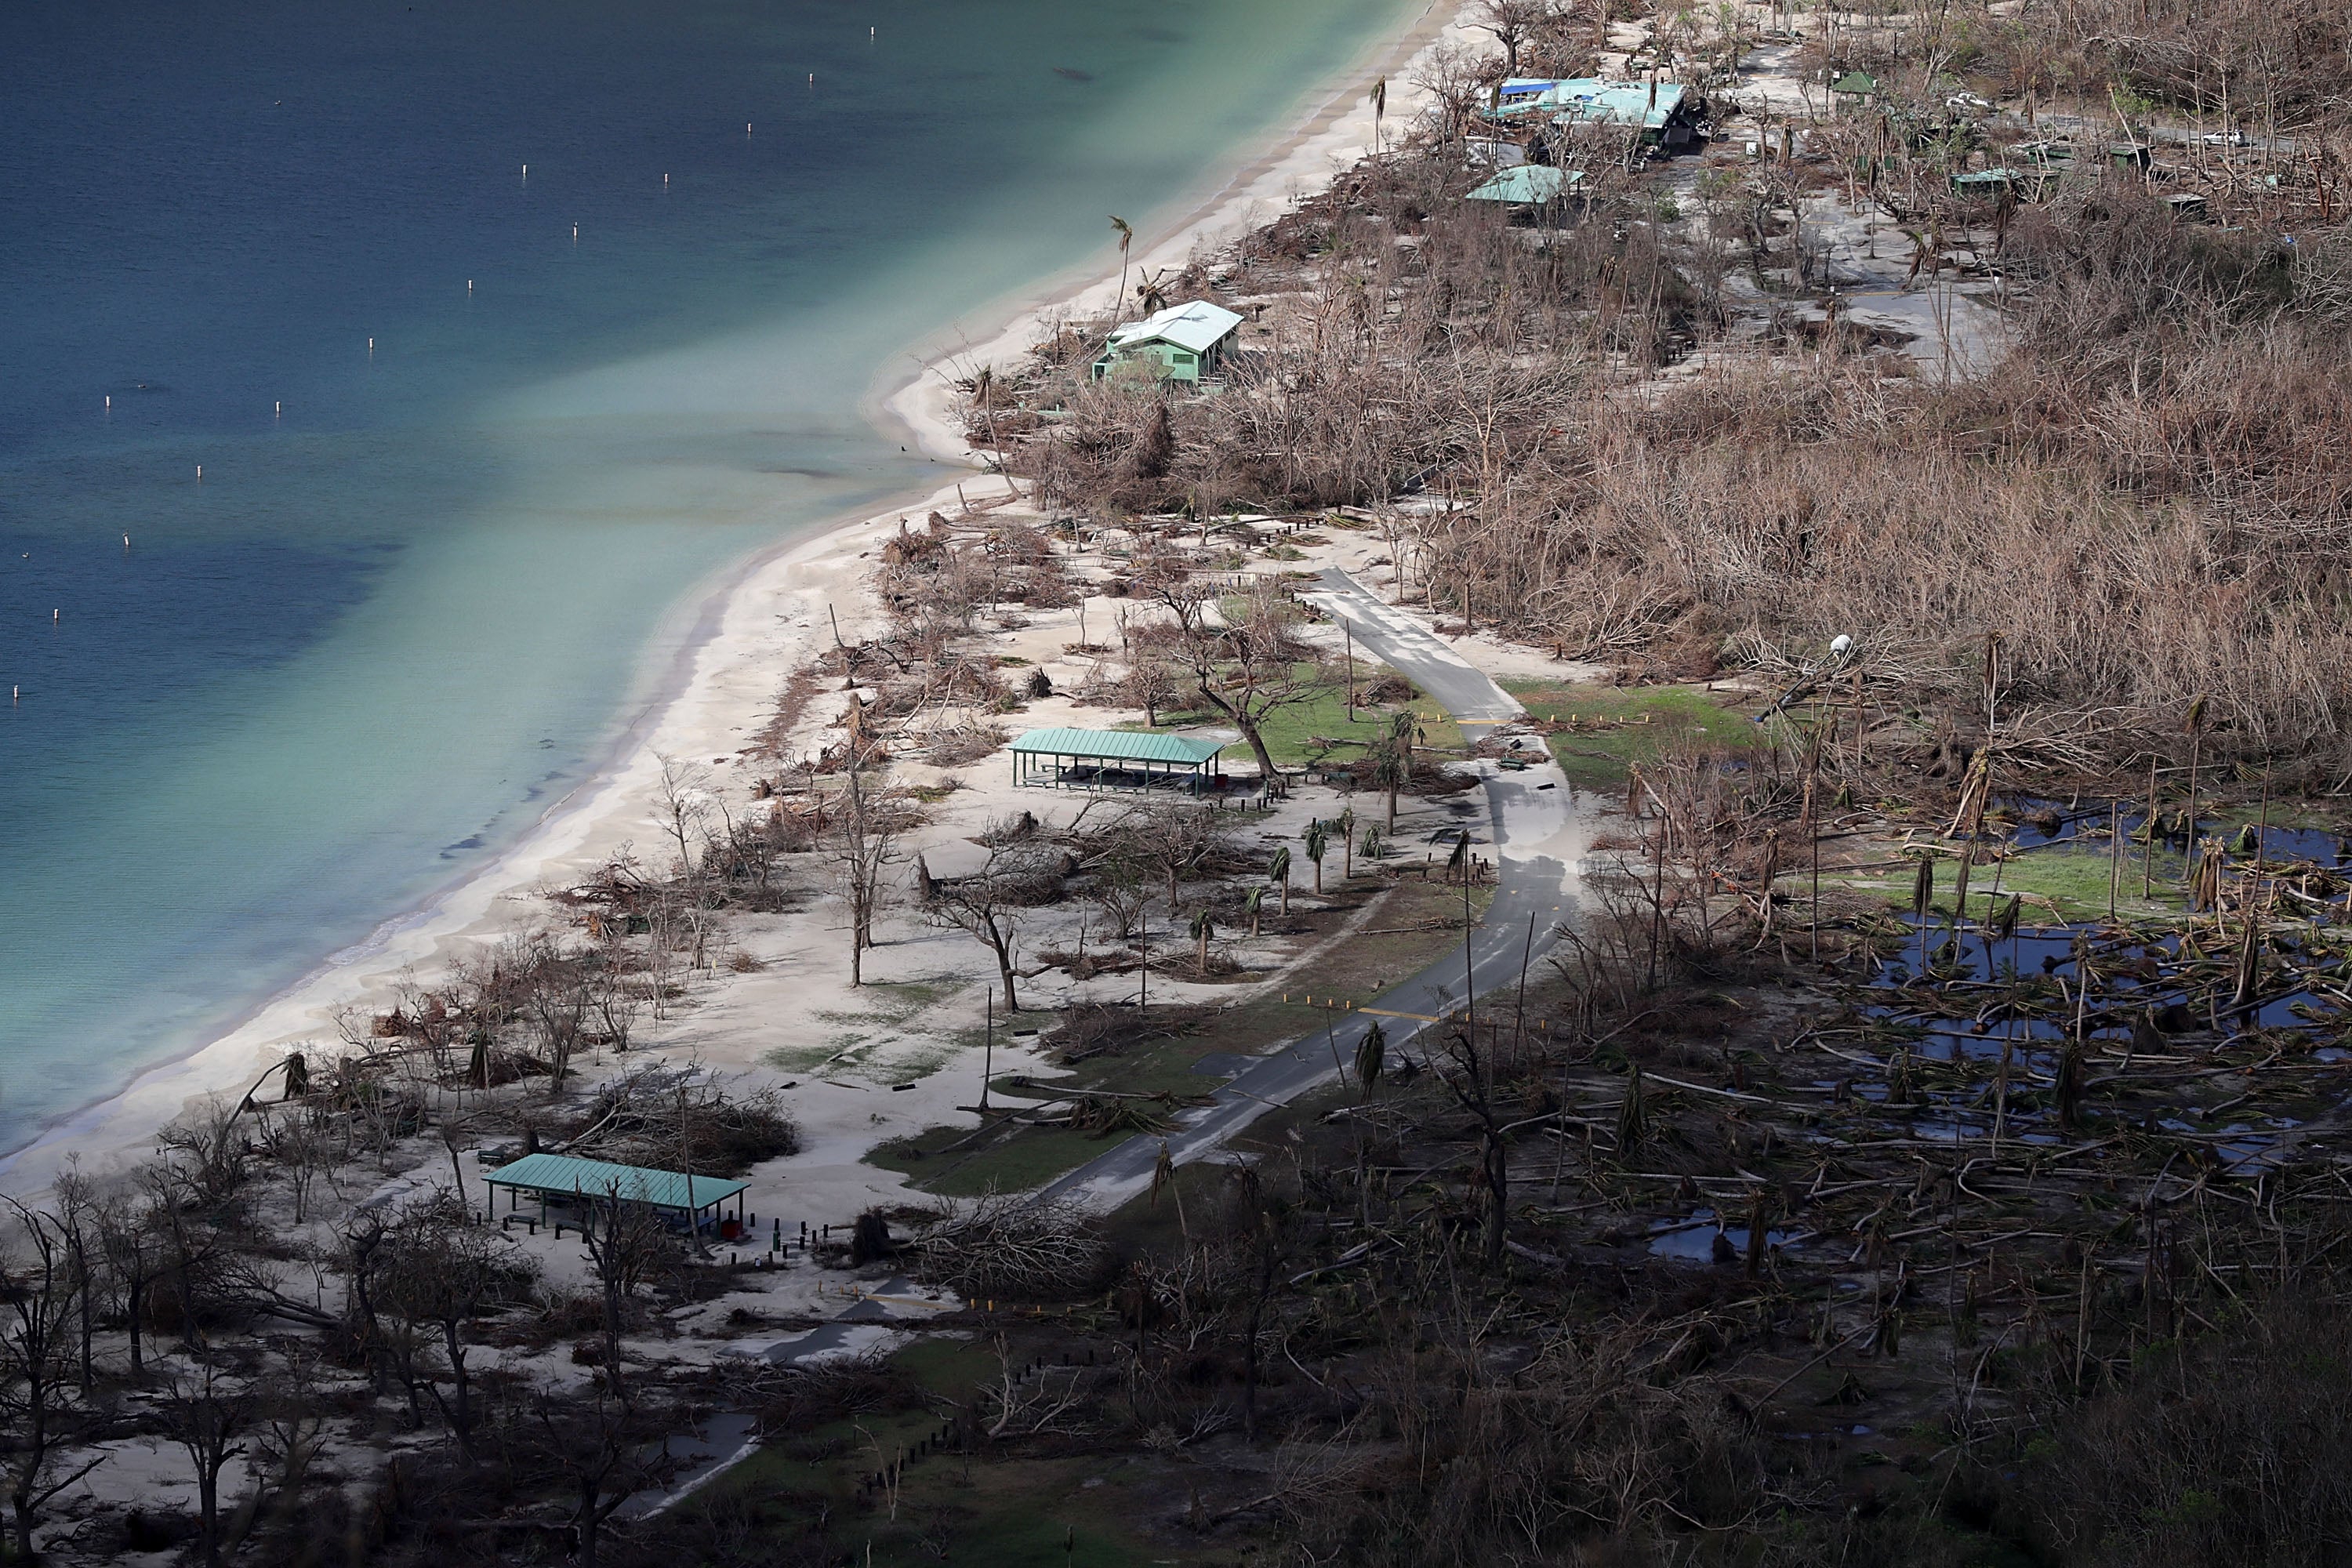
left=0, top=0, right=1486, bottom=1206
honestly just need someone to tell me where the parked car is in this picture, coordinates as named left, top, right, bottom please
left=2199, top=129, right=2249, bottom=146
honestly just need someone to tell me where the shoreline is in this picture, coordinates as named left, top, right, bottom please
left=0, top=0, right=1476, bottom=1199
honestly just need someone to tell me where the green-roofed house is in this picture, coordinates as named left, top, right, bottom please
left=1465, top=165, right=1585, bottom=205
left=484, top=1152, right=751, bottom=1237
left=1091, top=299, right=1244, bottom=384
left=1830, top=71, right=1878, bottom=108
left=1011, top=727, right=1229, bottom=793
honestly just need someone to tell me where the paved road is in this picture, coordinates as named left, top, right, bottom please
left=1301, top=568, right=1522, bottom=724
left=1043, top=572, right=1589, bottom=1209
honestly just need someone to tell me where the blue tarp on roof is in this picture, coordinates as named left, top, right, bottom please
left=1491, top=78, right=1690, bottom=132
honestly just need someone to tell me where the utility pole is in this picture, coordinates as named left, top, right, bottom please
left=980, top=993, right=993, bottom=1114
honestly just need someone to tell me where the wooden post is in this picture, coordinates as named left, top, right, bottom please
left=2108, top=800, right=2121, bottom=920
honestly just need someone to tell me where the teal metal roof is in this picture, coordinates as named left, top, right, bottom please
left=1466, top=165, right=1583, bottom=203
left=1104, top=300, right=1243, bottom=356
left=1011, top=728, right=1226, bottom=765
left=1490, top=78, right=1689, bottom=132
left=485, top=1152, right=750, bottom=1210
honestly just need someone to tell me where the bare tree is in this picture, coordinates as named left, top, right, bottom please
left=652, top=753, right=715, bottom=885
left=96, top=1191, right=158, bottom=1374
left=374, top=1196, right=532, bottom=1451
left=49, top=1170, right=97, bottom=1395
left=0, top=1200, right=103, bottom=1561
left=1471, top=0, right=1561, bottom=81
left=1151, top=579, right=1332, bottom=790
left=158, top=1357, right=255, bottom=1568
left=924, top=822, right=1065, bottom=1011
left=521, top=937, right=593, bottom=1093
left=579, top=1185, right=676, bottom=1403
left=823, top=760, right=902, bottom=986
left=532, top=1387, right=658, bottom=1568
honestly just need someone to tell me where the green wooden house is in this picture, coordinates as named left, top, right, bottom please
left=1091, top=300, right=1244, bottom=384
left=1830, top=71, right=1878, bottom=108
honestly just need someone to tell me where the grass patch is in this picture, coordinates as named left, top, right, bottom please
left=1500, top=678, right=1755, bottom=789
left=1130, top=664, right=1465, bottom=767
left=889, top=1336, right=998, bottom=1403
left=696, top=1439, right=1232, bottom=1561
left=1830, top=844, right=2191, bottom=921
left=868, top=1123, right=1120, bottom=1198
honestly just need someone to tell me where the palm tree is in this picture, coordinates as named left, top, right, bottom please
left=1354, top=1020, right=1387, bottom=1091
left=1190, top=909, right=1214, bottom=971
left=1269, top=847, right=1292, bottom=915
left=1337, top=808, right=1356, bottom=879
left=1305, top=820, right=1330, bottom=895
left=1109, top=215, right=1134, bottom=320
left=1367, top=74, right=1388, bottom=156
left=1374, top=710, right=1416, bottom=829
left=1244, top=885, right=1265, bottom=938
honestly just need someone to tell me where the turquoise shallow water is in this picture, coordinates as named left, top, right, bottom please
left=0, top=0, right=1412, bottom=1149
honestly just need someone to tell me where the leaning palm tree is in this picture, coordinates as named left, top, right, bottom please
left=1109, top=215, right=1134, bottom=319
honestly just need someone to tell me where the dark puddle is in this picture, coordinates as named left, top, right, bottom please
left=1854, top=911, right=2342, bottom=1173
left=1647, top=1208, right=1802, bottom=1262
left=1995, top=794, right=2349, bottom=862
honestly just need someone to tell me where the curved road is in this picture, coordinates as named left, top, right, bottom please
left=1041, top=570, right=1591, bottom=1208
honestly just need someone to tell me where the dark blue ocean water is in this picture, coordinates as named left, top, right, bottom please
left=0, top=0, right=1410, bottom=1150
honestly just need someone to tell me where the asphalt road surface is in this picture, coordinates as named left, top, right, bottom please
left=1044, top=571, right=1589, bottom=1209
left=1302, top=568, right=1523, bottom=724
